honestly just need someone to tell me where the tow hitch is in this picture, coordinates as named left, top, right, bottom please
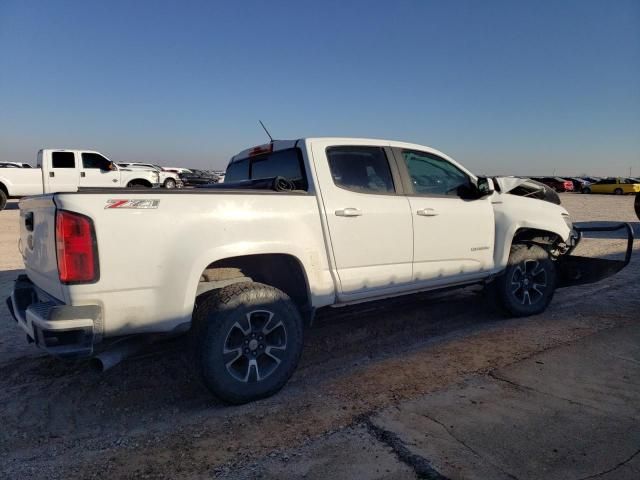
left=557, top=222, right=634, bottom=288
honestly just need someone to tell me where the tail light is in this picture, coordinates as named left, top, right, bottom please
left=55, top=210, right=99, bottom=284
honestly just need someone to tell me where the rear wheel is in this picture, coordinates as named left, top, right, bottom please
left=614, top=188, right=623, bottom=195
left=635, top=194, right=640, bottom=221
left=491, top=244, right=557, bottom=317
left=191, top=282, right=304, bottom=404
left=582, top=187, right=591, bottom=194
left=0, top=189, right=6, bottom=211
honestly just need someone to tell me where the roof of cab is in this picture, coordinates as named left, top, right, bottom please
left=229, top=137, right=456, bottom=167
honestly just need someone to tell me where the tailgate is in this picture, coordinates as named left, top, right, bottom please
left=19, top=195, right=65, bottom=301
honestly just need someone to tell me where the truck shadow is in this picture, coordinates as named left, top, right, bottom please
left=0, top=280, right=505, bottom=440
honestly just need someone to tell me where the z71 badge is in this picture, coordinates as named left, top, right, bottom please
left=105, top=199, right=160, bottom=209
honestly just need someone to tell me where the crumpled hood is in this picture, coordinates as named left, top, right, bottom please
left=494, top=176, right=561, bottom=205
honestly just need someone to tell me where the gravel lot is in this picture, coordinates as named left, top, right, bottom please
left=0, top=194, right=638, bottom=479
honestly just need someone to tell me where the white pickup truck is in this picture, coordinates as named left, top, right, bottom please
left=8, top=137, right=632, bottom=404
left=0, top=149, right=161, bottom=211
left=117, top=163, right=183, bottom=189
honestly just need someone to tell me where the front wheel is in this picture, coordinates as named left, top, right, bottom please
left=191, top=282, right=304, bottom=404
left=582, top=187, right=591, bottom=194
left=0, top=189, right=7, bottom=211
left=491, top=244, right=557, bottom=317
left=614, top=188, right=623, bottom=195
left=164, top=178, right=176, bottom=189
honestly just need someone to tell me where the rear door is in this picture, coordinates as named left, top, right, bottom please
left=394, top=148, right=495, bottom=283
left=311, top=140, right=414, bottom=298
left=45, top=151, right=79, bottom=192
left=79, top=152, right=121, bottom=187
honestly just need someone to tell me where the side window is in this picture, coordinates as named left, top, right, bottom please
left=401, top=150, right=470, bottom=196
left=326, top=146, right=395, bottom=194
left=51, top=152, right=76, bottom=169
left=81, top=153, right=112, bottom=170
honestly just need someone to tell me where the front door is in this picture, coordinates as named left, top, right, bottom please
left=311, top=141, right=413, bottom=298
left=79, top=152, right=121, bottom=188
left=395, top=148, right=495, bottom=283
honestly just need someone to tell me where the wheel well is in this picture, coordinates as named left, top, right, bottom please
left=127, top=179, right=152, bottom=187
left=0, top=182, right=8, bottom=196
left=199, top=254, right=311, bottom=314
left=513, top=228, right=562, bottom=251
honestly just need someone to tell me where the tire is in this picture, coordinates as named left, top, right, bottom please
left=614, top=188, right=623, bottom=195
left=582, top=187, right=591, bottom=194
left=491, top=244, right=557, bottom=317
left=635, top=194, right=640, bottom=221
left=191, top=282, right=304, bottom=404
left=0, top=189, right=6, bottom=211
left=164, top=178, right=176, bottom=189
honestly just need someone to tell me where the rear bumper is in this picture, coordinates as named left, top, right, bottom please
left=7, top=275, right=101, bottom=358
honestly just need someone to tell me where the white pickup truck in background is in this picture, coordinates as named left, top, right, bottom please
left=117, top=162, right=182, bottom=189
left=0, top=149, right=161, bottom=210
left=8, top=137, right=633, bottom=404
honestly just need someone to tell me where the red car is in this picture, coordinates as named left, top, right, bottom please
left=533, top=177, right=575, bottom=192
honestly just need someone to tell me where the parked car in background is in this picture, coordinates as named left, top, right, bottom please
left=582, top=178, right=640, bottom=195
left=565, top=177, right=590, bottom=192
left=0, top=149, right=161, bottom=211
left=164, top=167, right=193, bottom=174
left=533, top=177, right=574, bottom=192
left=117, top=162, right=182, bottom=189
left=179, top=168, right=220, bottom=186
left=0, top=162, right=32, bottom=168
left=581, top=176, right=601, bottom=184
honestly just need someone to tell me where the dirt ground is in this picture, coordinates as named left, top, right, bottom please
left=0, top=194, right=638, bottom=479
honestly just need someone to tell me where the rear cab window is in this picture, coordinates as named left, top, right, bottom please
left=226, top=147, right=308, bottom=190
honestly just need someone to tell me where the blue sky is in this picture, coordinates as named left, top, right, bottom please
left=1, top=0, right=638, bottom=175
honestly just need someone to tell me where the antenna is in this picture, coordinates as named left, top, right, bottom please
left=259, top=120, right=274, bottom=143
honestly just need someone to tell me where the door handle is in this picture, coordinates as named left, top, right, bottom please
left=80, top=171, right=86, bottom=177
left=335, top=208, right=362, bottom=217
left=49, top=172, right=55, bottom=178
left=112, top=179, right=118, bottom=183
left=417, top=208, right=439, bottom=217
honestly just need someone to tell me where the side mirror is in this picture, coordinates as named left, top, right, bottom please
left=476, top=176, right=495, bottom=197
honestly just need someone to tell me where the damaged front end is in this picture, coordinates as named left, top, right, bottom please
left=557, top=223, right=634, bottom=288
left=494, top=176, right=561, bottom=205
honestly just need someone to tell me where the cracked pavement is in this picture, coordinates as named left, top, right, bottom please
left=229, top=323, right=640, bottom=480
